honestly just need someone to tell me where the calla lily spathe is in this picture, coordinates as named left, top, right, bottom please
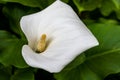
left=20, top=0, right=99, bottom=73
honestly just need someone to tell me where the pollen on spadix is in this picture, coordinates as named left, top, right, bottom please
left=36, top=34, right=47, bottom=53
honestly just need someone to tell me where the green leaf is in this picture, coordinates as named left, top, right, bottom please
left=0, top=30, right=28, bottom=68
left=73, top=0, right=102, bottom=12
left=1, top=0, right=52, bottom=9
left=54, top=22, right=120, bottom=80
left=11, top=68, right=34, bottom=80
left=55, top=63, right=101, bottom=80
left=0, top=0, right=69, bottom=9
left=100, top=0, right=116, bottom=16
left=0, top=64, right=11, bottom=80
left=0, top=0, right=70, bottom=9
left=113, top=0, right=120, bottom=19
left=2, top=3, right=40, bottom=37
left=62, top=0, right=69, bottom=3
left=116, top=10, right=120, bottom=19
left=85, top=23, right=120, bottom=76
left=111, top=0, right=120, bottom=9
left=0, top=70, right=10, bottom=80
left=98, top=18, right=118, bottom=24
left=63, top=53, right=86, bottom=71
left=100, top=0, right=120, bottom=19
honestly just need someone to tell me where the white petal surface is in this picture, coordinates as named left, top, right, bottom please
left=20, top=0, right=99, bottom=73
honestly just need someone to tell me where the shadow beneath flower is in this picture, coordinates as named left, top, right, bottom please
left=35, top=69, right=56, bottom=80
left=104, top=73, right=120, bottom=80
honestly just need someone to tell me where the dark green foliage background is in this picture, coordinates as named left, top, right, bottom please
left=0, top=0, right=120, bottom=80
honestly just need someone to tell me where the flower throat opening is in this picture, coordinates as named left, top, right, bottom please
left=36, top=34, right=47, bottom=53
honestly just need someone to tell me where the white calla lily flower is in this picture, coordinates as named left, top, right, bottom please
left=20, top=0, right=99, bottom=73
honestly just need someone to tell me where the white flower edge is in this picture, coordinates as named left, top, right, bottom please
left=20, top=0, right=99, bottom=73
